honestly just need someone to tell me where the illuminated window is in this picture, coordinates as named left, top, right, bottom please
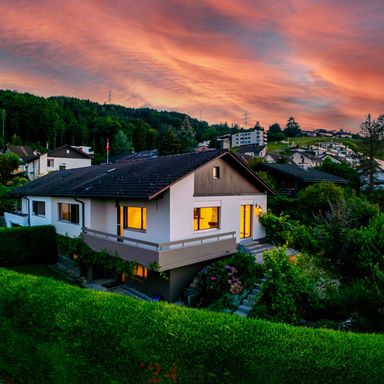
left=32, top=201, right=45, bottom=217
left=213, top=166, right=220, bottom=179
left=194, top=207, right=219, bottom=231
left=58, top=203, right=79, bottom=224
left=124, top=207, right=146, bottom=231
left=133, top=265, right=148, bottom=279
left=240, top=205, right=252, bottom=238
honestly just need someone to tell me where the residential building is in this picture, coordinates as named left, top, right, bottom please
left=260, top=164, right=348, bottom=195
left=290, top=151, right=321, bottom=169
left=232, top=127, right=266, bottom=147
left=27, top=145, right=92, bottom=180
left=6, top=143, right=39, bottom=175
left=237, top=144, right=267, bottom=159
left=6, top=150, right=274, bottom=301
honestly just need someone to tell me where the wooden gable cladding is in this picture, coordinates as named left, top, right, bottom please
left=194, top=157, right=261, bottom=196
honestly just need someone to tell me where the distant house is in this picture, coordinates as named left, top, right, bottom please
left=27, top=145, right=92, bottom=180
left=7, top=150, right=275, bottom=301
left=260, top=164, right=348, bottom=195
left=6, top=143, right=39, bottom=176
left=237, top=144, right=266, bottom=159
left=290, top=151, right=321, bottom=169
left=232, top=127, right=266, bottom=147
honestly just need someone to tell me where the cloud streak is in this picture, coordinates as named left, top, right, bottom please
left=0, top=0, right=383, bottom=131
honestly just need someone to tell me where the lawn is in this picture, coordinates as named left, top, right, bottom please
left=4, top=264, right=71, bottom=283
left=267, top=137, right=364, bottom=153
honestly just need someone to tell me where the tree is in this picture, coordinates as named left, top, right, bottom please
left=177, top=116, right=196, bottom=153
left=284, top=117, right=302, bottom=137
left=158, top=126, right=182, bottom=155
left=359, top=113, right=384, bottom=191
left=0, top=153, right=20, bottom=184
left=112, top=130, right=132, bottom=155
left=253, top=121, right=264, bottom=131
left=267, top=123, right=285, bottom=142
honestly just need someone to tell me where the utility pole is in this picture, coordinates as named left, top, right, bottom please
left=243, top=111, right=248, bottom=129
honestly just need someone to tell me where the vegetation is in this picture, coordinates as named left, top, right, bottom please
left=0, top=225, right=58, bottom=266
left=2, top=268, right=384, bottom=383
left=0, top=90, right=234, bottom=161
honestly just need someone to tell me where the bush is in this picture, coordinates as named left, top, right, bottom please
left=0, top=225, right=58, bottom=266
left=251, top=247, right=323, bottom=323
left=1, top=269, right=384, bottom=383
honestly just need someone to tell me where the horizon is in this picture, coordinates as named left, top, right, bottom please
left=1, top=1, right=383, bottom=132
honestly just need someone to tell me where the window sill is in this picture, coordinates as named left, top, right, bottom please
left=32, top=214, right=46, bottom=218
left=123, top=227, right=146, bottom=233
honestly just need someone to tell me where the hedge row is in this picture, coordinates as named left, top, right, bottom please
left=0, top=225, right=58, bottom=266
left=1, top=268, right=384, bottom=384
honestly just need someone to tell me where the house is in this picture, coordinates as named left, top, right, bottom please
left=290, top=151, right=321, bottom=169
left=237, top=144, right=267, bottom=159
left=6, top=150, right=274, bottom=301
left=260, top=163, right=348, bottom=195
left=27, top=145, right=92, bottom=180
left=6, top=143, right=39, bottom=175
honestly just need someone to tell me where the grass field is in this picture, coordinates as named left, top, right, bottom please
left=4, top=264, right=70, bottom=283
left=267, top=137, right=364, bottom=153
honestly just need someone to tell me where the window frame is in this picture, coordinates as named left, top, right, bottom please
left=193, top=206, right=220, bottom=231
left=212, top=166, right=220, bottom=179
left=58, top=203, right=80, bottom=224
left=123, top=206, right=147, bottom=231
left=47, top=159, right=54, bottom=167
left=32, top=201, right=46, bottom=217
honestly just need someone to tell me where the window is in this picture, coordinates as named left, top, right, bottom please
left=124, top=207, right=146, bottom=231
left=194, top=207, right=219, bottom=231
left=58, top=203, right=79, bottom=224
left=213, top=166, right=220, bottom=179
left=32, top=201, right=45, bottom=216
left=59, top=164, right=66, bottom=170
left=133, top=265, right=148, bottom=279
left=47, top=159, right=54, bottom=167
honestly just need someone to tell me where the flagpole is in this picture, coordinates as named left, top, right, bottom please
left=106, top=138, right=110, bottom=164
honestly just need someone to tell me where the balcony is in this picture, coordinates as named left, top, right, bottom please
left=4, top=211, right=29, bottom=227
left=82, top=228, right=237, bottom=271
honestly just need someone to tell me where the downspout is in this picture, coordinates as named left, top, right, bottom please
left=74, top=197, right=85, bottom=231
left=23, top=196, right=30, bottom=226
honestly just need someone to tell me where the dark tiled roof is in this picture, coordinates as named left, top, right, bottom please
left=237, top=144, right=266, bottom=154
left=47, top=145, right=92, bottom=159
left=110, top=149, right=159, bottom=164
left=6, top=143, right=39, bottom=162
left=260, top=164, right=348, bottom=183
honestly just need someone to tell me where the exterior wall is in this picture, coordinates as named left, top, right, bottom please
left=194, top=157, right=261, bottom=196
left=46, top=157, right=91, bottom=173
left=29, top=196, right=52, bottom=227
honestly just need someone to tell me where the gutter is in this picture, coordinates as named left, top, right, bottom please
left=74, top=197, right=85, bottom=229
left=23, top=196, right=30, bottom=226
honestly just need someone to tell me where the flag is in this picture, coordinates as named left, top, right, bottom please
left=106, top=138, right=110, bottom=153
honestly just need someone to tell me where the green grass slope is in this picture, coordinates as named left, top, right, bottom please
left=1, top=269, right=384, bottom=384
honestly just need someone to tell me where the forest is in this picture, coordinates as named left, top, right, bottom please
left=0, top=90, right=235, bottom=162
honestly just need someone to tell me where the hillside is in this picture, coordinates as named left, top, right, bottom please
left=0, top=90, right=234, bottom=161
left=1, top=268, right=384, bottom=384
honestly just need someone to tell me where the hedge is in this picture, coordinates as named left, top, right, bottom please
left=0, top=225, right=58, bottom=266
left=1, top=269, right=384, bottom=383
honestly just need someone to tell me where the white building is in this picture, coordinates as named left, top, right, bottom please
left=27, top=145, right=92, bottom=180
left=232, top=127, right=267, bottom=147
left=6, top=150, right=274, bottom=301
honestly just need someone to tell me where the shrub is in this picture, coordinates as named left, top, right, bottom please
left=259, top=212, right=296, bottom=245
left=252, top=247, right=323, bottom=323
left=0, top=225, right=58, bottom=266
left=2, top=269, right=384, bottom=383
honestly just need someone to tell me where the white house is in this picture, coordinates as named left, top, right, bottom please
left=290, top=151, right=321, bottom=169
left=6, top=150, right=274, bottom=301
left=27, top=145, right=92, bottom=180
left=232, top=127, right=267, bottom=147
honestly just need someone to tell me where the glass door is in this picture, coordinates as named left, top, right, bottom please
left=240, top=205, right=252, bottom=239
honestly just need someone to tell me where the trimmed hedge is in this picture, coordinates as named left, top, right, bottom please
left=1, top=269, right=384, bottom=383
left=0, top=225, right=58, bottom=266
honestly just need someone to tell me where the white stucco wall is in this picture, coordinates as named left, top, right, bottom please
left=47, top=157, right=91, bottom=172
left=168, top=173, right=267, bottom=243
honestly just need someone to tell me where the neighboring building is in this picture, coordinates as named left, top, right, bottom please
left=260, top=164, right=348, bottom=195
left=7, top=150, right=274, bottom=301
left=6, top=143, right=39, bottom=175
left=237, top=144, right=266, bottom=159
left=232, top=127, right=266, bottom=147
left=27, top=145, right=92, bottom=180
left=217, top=134, right=231, bottom=150
left=290, top=151, right=321, bottom=169
left=109, top=149, right=159, bottom=164
left=71, top=145, right=94, bottom=156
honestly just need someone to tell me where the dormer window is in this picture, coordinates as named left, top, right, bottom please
left=213, top=166, right=220, bottom=179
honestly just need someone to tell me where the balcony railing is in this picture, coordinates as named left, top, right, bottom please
left=82, top=227, right=237, bottom=271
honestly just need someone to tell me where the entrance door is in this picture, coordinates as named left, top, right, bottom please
left=240, top=205, right=252, bottom=239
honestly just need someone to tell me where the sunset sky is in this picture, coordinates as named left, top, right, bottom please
left=1, top=0, right=383, bottom=131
